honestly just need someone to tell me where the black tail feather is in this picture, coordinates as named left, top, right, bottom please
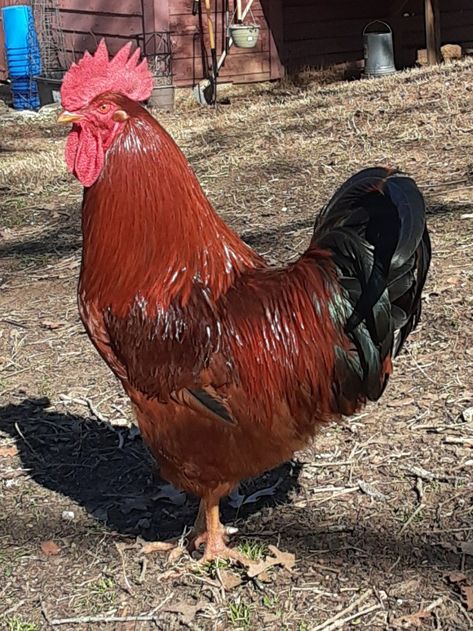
left=313, top=167, right=431, bottom=404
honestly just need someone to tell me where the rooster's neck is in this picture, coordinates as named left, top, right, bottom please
left=79, top=114, right=262, bottom=313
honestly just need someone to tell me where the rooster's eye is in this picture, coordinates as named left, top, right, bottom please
left=98, top=103, right=110, bottom=114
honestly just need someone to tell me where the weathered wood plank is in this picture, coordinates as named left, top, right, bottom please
left=425, top=0, right=441, bottom=63
left=59, top=13, right=143, bottom=35
left=59, top=0, right=142, bottom=15
left=172, top=29, right=269, bottom=58
left=169, top=0, right=264, bottom=16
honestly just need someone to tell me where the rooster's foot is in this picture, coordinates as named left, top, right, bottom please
left=190, top=528, right=246, bottom=564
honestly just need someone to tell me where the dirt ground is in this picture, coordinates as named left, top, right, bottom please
left=0, top=59, right=472, bottom=631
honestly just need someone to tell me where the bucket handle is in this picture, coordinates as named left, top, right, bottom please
left=363, top=20, right=392, bottom=35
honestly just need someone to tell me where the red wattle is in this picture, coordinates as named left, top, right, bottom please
left=65, top=124, right=104, bottom=188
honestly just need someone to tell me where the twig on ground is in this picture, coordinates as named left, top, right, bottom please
left=324, top=604, right=382, bottom=630
left=400, top=503, right=425, bottom=534
left=1, top=599, right=25, bottom=618
left=425, top=597, right=444, bottom=612
left=59, top=394, right=108, bottom=422
left=444, top=437, right=473, bottom=446
left=0, top=468, right=29, bottom=480
left=114, top=542, right=134, bottom=594
left=137, top=556, right=148, bottom=585
left=312, top=589, right=378, bottom=631
left=415, top=476, right=424, bottom=503
left=41, top=592, right=175, bottom=626
left=48, top=614, right=161, bottom=626
left=405, top=465, right=456, bottom=482
left=14, top=422, right=43, bottom=461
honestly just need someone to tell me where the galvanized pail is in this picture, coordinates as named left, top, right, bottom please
left=363, top=21, right=396, bottom=77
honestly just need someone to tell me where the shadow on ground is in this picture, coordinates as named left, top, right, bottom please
left=0, top=398, right=469, bottom=577
left=0, top=397, right=302, bottom=541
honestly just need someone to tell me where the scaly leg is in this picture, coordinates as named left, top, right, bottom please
left=191, top=495, right=246, bottom=563
left=192, top=498, right=206, bottom=535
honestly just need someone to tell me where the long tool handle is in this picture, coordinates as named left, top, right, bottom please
left=236, top=0, right=242, bottom=23
left=204, top=0, right=218, bottom=79
left=225, top=0, right=230, bottom=58
left=204, top=0, right=216, bottom=53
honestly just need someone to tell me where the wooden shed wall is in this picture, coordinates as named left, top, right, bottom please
left=57, top=0, right=144, bottom=56
left=282, top=0, right=473, bottom=70
left=169, top=0, right=282, bottom=85
left=0, top=0, right=280, bottom=85
left=1, top=1, right=473, bottom=85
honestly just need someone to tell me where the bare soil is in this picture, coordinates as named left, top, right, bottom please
left=0, top=60, right=472, bottom=631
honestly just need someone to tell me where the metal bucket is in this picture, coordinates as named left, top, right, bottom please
left=363, top=21, right=396, bottom=77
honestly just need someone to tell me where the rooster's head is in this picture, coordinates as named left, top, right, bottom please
left=58, top=40, right=153, bottom=187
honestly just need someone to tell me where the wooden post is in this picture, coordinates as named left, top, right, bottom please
left=141, top=0, right=170, bottom=56
left=424, top=0, right=441, bottom=64
left=261, top=0, right=284, bottom=80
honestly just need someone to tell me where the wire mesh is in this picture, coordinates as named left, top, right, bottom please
left=141, top=31, right=173, bottom=86
left=31, top=0, right=66, bottom=75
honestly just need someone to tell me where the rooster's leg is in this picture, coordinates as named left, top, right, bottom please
left=191, top=495, right=246, bottom=563
left=192, top=499, right=206, bottom=535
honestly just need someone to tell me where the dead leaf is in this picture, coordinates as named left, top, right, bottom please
left=245, top=545, right=295, bottom=578
left=387, top=397, right=415, bottom=408
left=358, top=479, right=388, bottom=501
left=118, top=496, right=149, bottom=514
left=437, top=541, right=459, bottom=553
left=446, top=571, right=467, bottom=583
left=0, top=445, right=18, bottom=458
left=40, top=320, right=63, bottom=330
left=167, top=546, right=186, bottom=564
left=394, top=609, right=432, bottom=628
left=140, top=540, right=176, bottom=554
left=268, top=545, right=295, bottom=569
left=218, top=568, right=242, bottom=590
left=163, top=600, right=205, bottom=625
left=152, top=483, right=187, bottom=506
left=41, top=540, right=61, bottom=556
left=256, top=570, right=272, bottom=582
left=462, top=407, right=473, bottom=423
left=459, top=541, right=473, bottom=556
left=461, top=584, right=473, bottom=611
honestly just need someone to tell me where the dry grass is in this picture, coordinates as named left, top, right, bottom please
left=0, top=59, right=472, bottom=630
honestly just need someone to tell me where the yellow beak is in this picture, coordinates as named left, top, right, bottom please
left=57, top=110, right=82, bottom=124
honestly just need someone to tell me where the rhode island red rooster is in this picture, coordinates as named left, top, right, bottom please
left=58, top=41, right=431, bottom=561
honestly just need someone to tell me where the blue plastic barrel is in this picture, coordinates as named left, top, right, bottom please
left=1, top=5, right=42, bottom=109
left=1, top=5, right=41, bottom=77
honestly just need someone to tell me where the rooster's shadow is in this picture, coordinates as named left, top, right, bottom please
left=0, top=397, right=302, bottom=540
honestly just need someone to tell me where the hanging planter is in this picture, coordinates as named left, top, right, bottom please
left=230, top=0, right=260, bottom=49
left=229, top=23, right=260, bottom=49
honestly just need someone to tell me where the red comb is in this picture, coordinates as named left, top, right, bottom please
left=61, top=40, right=153, bottom=111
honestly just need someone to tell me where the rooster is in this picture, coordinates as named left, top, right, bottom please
left=58, top=41, right=431, bottom=562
